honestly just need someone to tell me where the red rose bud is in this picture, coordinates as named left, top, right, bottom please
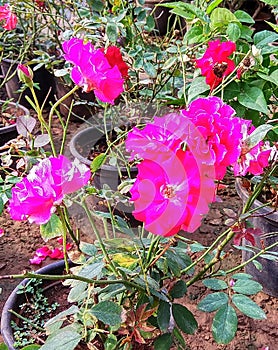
left=17, top=64, right=34, bottom=87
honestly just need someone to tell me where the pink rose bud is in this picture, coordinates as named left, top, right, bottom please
left=17, top=64, right=34, bottom=87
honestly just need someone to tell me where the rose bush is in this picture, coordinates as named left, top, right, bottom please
left=0, top=1, right=277, bottom=349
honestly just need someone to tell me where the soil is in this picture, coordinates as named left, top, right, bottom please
left=0, top=94, right=277, bottom=349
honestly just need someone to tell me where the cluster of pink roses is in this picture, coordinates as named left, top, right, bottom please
left=126, top=96, right=272, bottom=237
left=0, top=3, right=17, bottom=30
left=8, top=155, right=91, bottom=225
left=63, top=38, right=129, bottom=104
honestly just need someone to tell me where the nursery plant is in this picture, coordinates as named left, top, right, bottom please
left=0, top=1, right=277, bottom=350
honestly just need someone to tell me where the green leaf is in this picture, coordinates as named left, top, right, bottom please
left=106, top=22, right=118, bottom=43
left=231, top=273, right=252, bottom=280
left=144, top=62, right=157, bottom=78
left=91, top=301, right=122, bottom=326
left=226, top=22, right=241, bottom=41
left=212, top=304, right=238, bottom=344
left=232, top=294, right=266, bottom=319
left=259, top=0, right=278, bottom=5
left=252, top=259, right=263, bottom=271
left=198, top=292, right=228, bottom=312
left=238, top=86, right=268, bottom=114
left=0, top=197, right=4, bottom=215
left=0, top=344, right=8, bottom=350
left=104, top=334, right=118, bottom=350
left=172, top=303, right=198, bottom=335
left=206, top=0, right=224, bottom=15
left=45, top=305, right=79, bottom=333
left=210, top=8, right=239, bottom=30
left=157, top=301, right=171, bottom=331
left=90, top=153, right=106, bottom=172
left=154, top=333, right=173, bottom=350
left=234, top=10, right=255, bottom=24
left=254, top=30, right=278, bottom=50
left=80, top=242, right=97, bottom=256
left=40, top=329, right=82, bottom=350
left=173, top=327, right=186, bottom=347
left=162, top=57, right=177, bottom=70
left=203, top=278, right=228, bottom=291
left=40, top=214, right=64, bottom=241
left=244, top=124, right=273, bottom=149
left=232, top=279, right=262, bottom=295
left=188, top=76, right=209, bottom=103
left=169, top=280, right=187, bottom=298
left=257, top=71, right=278, bottom=87
left=21, top=346, right=41, bottom=350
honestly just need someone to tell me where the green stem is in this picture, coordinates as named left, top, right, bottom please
left=56, top=206, right=69, bottom=273
left=0, top=272, right=146, bottom=293
left=186, top=228, right=235, bottom=287
left=9, top=309, right=45, bottom=332
left=225, top=240, right=278, bottom=275
left=82, top=198, right=120, bottom=277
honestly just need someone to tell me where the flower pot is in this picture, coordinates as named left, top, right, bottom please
left=0, top=260, right=70, bottom=350
left=0, top=100, right=29, bottom=147
left=53, top=77, right=97, bottom=120
left=235, top=178, right=278, bottom=297
left=69, top=126, right=138, bottom=192
left=0, top=58, right=55, bottom=108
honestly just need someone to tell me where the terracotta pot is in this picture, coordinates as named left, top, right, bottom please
left=0, top=100, right=30, bottom=147
left=0, top=260, right=70, bottom=350
left=235, top=178, right=278, bottom=297
left=0, top=58, right=55, bottom=108
left=53, top=77, right=96, bottom=120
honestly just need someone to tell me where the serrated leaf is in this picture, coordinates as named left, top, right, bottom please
left=172, top=303, right=198, bottom=334
left=91, top=301, right=122, bottom=326
left=198, top=292, right=228, bottom=312
left=40, top=329, right=81, bottom=350
left=40, top=214, right=64, bottom=241
left=106, top=22, right=118, bottom=42
left=234, top=10, right=255, bottom=24
left=188, top=76, right=209, bottom=103
left=226, top=22, right=241, bottom=41
left=154, top=333, right=173, bottom=350
left=203, top=278, right=228, bottom=291
left=45, top=305, right=79, bottom=333
left=244, top=124, right=273, bottom=149
left=90, top=153, right=106, bottom=172
left=16, top=115, right=36, bottom=136
left=257, top=71, right=278, bottom=87
left=238, top=86, right=268, bottom=114
left=80, top=242, right=97, bottom=256
left=231, top=273, right=252, bottom=280
left=144, top=62, right=157, bottom=78
left=157, top=301, right=170, bottom=332
left=169, top=280, right=187, bottom=299
left=232, top=294, right=266, bottom=319
left=253, top=30, right=278, bottom=50
left=210, top=8, right=239, bottom=30
left=232, top=279, right=262, bottom=295
left=212, top=304, right=238, bottom=344
left=206, top=0, right=224, bottom=15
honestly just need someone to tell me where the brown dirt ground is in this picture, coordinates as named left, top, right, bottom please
left=0, top=101, right=277, bottom=350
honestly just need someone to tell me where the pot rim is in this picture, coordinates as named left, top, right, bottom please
left=0, top=260, right=68, bottom=350
left=69, top=125, right=138, bottom=172
left=0, top=100, right=30, bottom=133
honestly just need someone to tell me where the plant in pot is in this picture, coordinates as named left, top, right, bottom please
left=0, top=25, right=278, bottom=350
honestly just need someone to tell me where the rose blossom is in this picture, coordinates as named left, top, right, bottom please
left=0, top=4, right=17, bottom=30
left=8, top=155, right=91, bottom=224
left=130, top=149, right=214, bottom=237
left=62, top=38, right=126, bottom=104
left=181, top=96, right=246, bottom=180
left=196, top=39, right=236, bottom=90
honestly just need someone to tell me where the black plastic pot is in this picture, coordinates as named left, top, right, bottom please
left=69, top=126, right=138, bottom=192
left=0, top=100, right=29, bottom=147
left=1, top=260, right=69, bottom=350
left=0, top=58, right=55, bottom=108
left=235, top=178, right=278, bottom=297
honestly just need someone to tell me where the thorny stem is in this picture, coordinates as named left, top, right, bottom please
left=0, top=272, right=146, bottom=293
left=186, top=228, right=236, bottom=287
